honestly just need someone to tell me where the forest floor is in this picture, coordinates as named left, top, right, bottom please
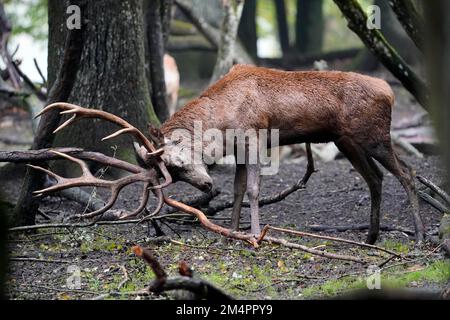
left=2, top=69, right=449, bottom=300
left=3, top=155, right=449, bottom=299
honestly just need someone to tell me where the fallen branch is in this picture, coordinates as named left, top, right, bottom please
left=204, top=181, right=307, bottom=215
left=7, top=213, right=192, bottom=232
left=417, top=175, right=450, bottom=205
left=418, top=191, right=449, bottom=213
left=164, top=197, right=366, bottom=264
left=258, top=225, right=401, bottom=257
left=9, top=257, right=71, bottom=263
left=132, top=245, right=233, bottom=300
left=392, top=133, right=424, bottom=158
left=308, top=223, right=416, bottom=236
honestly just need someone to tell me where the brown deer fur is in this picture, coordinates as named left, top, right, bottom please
left=158, top=64, right=424, bottom=244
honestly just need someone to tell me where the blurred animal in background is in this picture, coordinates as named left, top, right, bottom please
left=164, top=53, right=180, bottom=116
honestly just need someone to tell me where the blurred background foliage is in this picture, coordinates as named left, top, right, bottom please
left=4, top=0, right=48, bottom=42
left=4, top=0, right=374, bottom=57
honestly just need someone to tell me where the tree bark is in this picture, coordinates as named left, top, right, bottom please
left=295, top=0, right=324, bottom=54
left=274, top=0, right=290, bottom=57
left=237, top=0, right=257, bottom=58
left=210, top=0, right=244, bottom=84
left=333, top=0, right=429, bottom=109
left=145, top=0, right=170, bottom=122
left=175, top=0, right=253, bottom=64
left=160, top=0, right=174, bottom=49
left=52, top=0, right=159, bottom=164
left=0, top=192, right=7, bottom=299
left=13, top=0, right=85, bottom=226
left=389, top=0, right=424, bottom=51
left=424, top=0, right=450, bottom=255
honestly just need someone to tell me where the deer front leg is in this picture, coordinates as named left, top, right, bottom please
left=246, top=163, right=261, bottom=235
left=231, top=164, right=247, bottom=231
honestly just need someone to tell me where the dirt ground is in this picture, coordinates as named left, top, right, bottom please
left=2, top=69, right=449, bottom=300
left=3, top=153, right=449, bottom=300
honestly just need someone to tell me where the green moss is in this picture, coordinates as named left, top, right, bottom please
left=170, top=19, right=196, bottom=35
left=300, top=260, right=450, bottom=298
left=381, top=239, right=411, bottom=254
left=179, top=87, right=198, bottom=100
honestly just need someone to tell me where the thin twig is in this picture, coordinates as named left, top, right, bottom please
left=261, top=225, right=401, bottom=257
left=8, top=213, right=193, bottom=232
left=117, top=265, right=129, bottom=290
left=9, top=257, right=71, bottom=263
left=33, top=57, right=47, bottom=87
left=419, top=191, right=449, bottom=213
left=417, top=175, right=450, bottom=205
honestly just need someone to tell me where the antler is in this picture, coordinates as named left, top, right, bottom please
left=36, top=102, right=172, bottom=189
left=28, top=150, right=163, bottom=219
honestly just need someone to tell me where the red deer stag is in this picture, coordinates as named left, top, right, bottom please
left=34, top=65, right=424, bottom=244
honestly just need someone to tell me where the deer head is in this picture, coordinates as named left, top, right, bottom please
left=144, top=124, right=213, bottom=193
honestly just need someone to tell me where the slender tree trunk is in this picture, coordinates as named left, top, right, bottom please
left=0, top=192, right=7, bottom=299
left=210, top=0, right=244, bottom=84
left=13, top=0, right=85, bottom=226
left=424, top=0, right=450, bottom=256
left=238, top=0, right=257, bottom=58
left=295, top=0, right=324, bottom=54
left=334, top=0, right=428, bottom=108
left=352, top=0, right=420, bottom=71
left=145, top=0, right=170, bottom=122
left=161, top=0, right=174, bottom=49
left=52, top=0, right=159, bottom=164
left=389, top=0, right=424, bottom=51
left=274, top=0, right=290, bottom=57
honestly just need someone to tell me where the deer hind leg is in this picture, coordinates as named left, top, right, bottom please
left=246, top=163, right=261, bottom=235
left=367, top=142, right=425, bottom=243
left=231, top=164, right=247, bottom=231
left=335, top=137, right=383, bottom=244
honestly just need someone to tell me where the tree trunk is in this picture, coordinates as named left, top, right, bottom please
left=52, top=0, right=159, bottom=165
left=274, top=0, right=290, bottom=57
left=237, top=0, right=257, bottom=58
left=333, top=0, right=428, bottom=108
left=0, top=192, right=7, bottom=299
left=145, top=0, right=170, bottom=123
left=351, top=0, right=420, bottom=71
left=210, top=0, right=244, bottom=84
left=295, top=0, right=324, bottom=54
left=424, top=0, right=450, bottom=256
left=13, top=0, right=85, bottom=226
left=161, top=0, right=174, bottom=49
left=389, top=0, right=424, bottom=51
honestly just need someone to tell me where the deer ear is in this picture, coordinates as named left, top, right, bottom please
left=147, top=124, right=165, bottom=147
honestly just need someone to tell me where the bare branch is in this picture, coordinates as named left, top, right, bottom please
left=333, top=0, right=429, bottom=108
left=417, top=175, right=450, bottom=205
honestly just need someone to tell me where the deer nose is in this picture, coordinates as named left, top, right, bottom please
left=202, top=181, right=213, bottom=193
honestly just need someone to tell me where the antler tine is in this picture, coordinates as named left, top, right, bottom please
left=50, top=150, right=93, bottom=178
left=149, top=161, right=173, bottom=189
left=118, top=182, right=151, bottom=220
left=138, top=187, right=164, bottom=223
left=28, top=151, right=159, bottom=219
left=77, top=186, right=122, bottom=219
left=53, top=114, right=77, bottom=133
left=38, top=102, right=158, bottom=153
left=101, top=128, right=134, bottom=141
left=26, top=164, right=63, bottom=184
